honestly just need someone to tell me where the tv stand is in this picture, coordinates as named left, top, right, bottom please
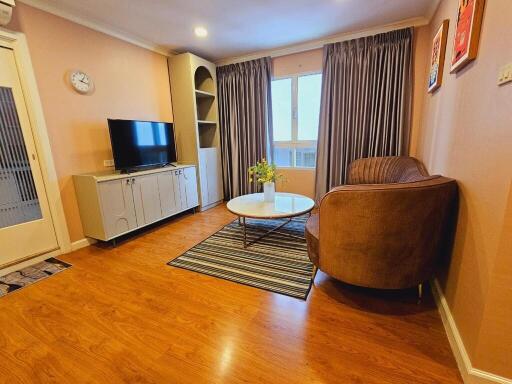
left=73, top=165, right=199, bottom=241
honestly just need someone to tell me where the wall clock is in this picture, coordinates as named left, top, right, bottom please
left=69, top=70, right=94, bottom=94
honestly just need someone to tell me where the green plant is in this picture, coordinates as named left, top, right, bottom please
left=248, top=159, right=284, bottom=184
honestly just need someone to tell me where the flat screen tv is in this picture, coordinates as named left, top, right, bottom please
left=108, top=119, right=177, bottom=172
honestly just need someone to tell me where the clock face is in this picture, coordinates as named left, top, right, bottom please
left=70, top=70, right=93, bottom=94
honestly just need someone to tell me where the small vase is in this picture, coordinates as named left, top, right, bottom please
left=263, top=181, right=275, bottom=202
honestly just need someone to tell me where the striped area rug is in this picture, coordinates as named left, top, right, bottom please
left=168, top=216, right=314, bottom=300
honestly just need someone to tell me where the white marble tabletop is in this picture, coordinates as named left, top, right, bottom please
left=226, top=192, right=315, bottom=219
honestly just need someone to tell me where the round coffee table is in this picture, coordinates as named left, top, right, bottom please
left=226, top=192, right=315, bottom=248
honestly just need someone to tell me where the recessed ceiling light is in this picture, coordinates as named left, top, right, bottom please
left=194, top=26, right=208, bottom=38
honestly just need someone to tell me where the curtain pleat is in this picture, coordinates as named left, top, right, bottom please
left=217, top=57, right=273, bottom=200
left=314, top=28, right=413, bottom=201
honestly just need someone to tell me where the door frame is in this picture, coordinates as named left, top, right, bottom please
left=0, top=28, right=71, bottom=271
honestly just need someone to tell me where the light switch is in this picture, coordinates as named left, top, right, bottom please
left=103, top=159, right=115, bottom=167
left=498, top=63, right=512, bottom=86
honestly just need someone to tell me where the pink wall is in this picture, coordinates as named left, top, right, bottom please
left=8, top=3, right=174, bottom=242
left=412, top=0, right=512, bottom=378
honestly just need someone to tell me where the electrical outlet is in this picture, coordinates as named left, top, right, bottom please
left=103, top=159, right=115, bottom=167
left=497, top=63, right=512, bottom=86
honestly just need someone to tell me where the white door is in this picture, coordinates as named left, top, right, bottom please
left=132, top=174, right=162, bottom=225
left=157, top=171, right=178, bottom=217
left=173, top=169, right=188, bottom=211
left=206, top=148, right=223, bottom=204
left=183, top=167, right=199, bottom=208
left=98, top=178, right=137, bottom=239
left=198, top=150, right=209, bottom=206
left=0, top=47, right=58, bottom=267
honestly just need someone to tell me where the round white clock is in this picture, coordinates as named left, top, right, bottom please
left=69, top=70, right=94, bottom=94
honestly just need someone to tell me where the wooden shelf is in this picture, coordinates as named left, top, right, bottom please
left=197, top=120, right=217, bottom=125
left=195, top=89, right=215, bottom=98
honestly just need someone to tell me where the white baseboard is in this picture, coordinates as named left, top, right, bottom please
left=71, top=237, right=97, bottom=251
left=431, top=279, right=512, bottom=384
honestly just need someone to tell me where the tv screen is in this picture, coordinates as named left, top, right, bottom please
left=108, top=119, right=177, bottom=171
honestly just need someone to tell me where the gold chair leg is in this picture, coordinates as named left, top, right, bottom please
left=312, top=266, right=319, bottom=284
left=417, top=283, right=423, bottom=304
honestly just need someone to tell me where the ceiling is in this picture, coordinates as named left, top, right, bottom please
left=20, top=0, right=438, bottom=62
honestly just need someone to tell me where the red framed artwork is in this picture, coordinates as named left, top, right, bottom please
left=450, top=0, right=486, bottom=73
left=428, top=20, right=449, bottom=93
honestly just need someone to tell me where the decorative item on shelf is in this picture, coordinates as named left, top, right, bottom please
left=428, top=20, right=449, bottom=93
left=248, top=159, right=283, bottom=202
left=450, top=0, right=486, bottom=73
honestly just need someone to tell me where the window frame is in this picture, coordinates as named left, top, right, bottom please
left=271, top=70, right=321, bottom=169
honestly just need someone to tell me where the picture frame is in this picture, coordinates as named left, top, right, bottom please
left=450, top=0, right=486, bottom=73
left=428, top=20, right=449, bottom=93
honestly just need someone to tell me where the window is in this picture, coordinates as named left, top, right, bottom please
left=271, top=73, right=321, bottom=168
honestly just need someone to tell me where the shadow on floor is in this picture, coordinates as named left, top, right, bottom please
left=312, top=271, right=436, bottom=316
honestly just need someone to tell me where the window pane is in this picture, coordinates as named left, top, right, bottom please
left=273, top=147, right=293, bottom=167
left=271, top=78, right=292, bottom=141
left=295, top=147, right=317, bottom=168
left=298, top=74, right=322, bottom=141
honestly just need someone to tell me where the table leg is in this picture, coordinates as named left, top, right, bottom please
left=242, top=216, right=247, bottom=248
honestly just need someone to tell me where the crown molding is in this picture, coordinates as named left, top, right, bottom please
left=17, top=0, right=175, bottom=56
left=215, top=16, right=429, bottom=66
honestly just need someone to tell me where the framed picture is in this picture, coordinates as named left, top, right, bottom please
left=428, top=20, right=449, bottom=93
left=450, top=0, right=486, bottom=73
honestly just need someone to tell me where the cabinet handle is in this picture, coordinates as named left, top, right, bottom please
left=131, top=178, right=136, bottom=184
left=126, top=179, right=130, bottom=185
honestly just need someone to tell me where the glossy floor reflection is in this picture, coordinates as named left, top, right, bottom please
left=0, top=205, right=462, bottom=383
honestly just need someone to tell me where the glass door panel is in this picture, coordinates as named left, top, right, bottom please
left=0, top=86, right=43, bottom=228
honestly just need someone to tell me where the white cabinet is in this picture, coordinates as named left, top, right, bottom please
left=157, top=171, right=179, bottom=217
left=132, top=174, right=162, bottom=226
left=157, top=167, right=198, bottom=215
left=174, top=169, right=188, bottom=211
left=98, top=178, right=138, bottom=239
left=74, top=165, right=199, bottom=241
left=198, top=148, right=223, bottom=208
left=183, top=167, right=199, bottom=208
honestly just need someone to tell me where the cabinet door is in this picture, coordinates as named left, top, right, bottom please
left=157, top=171, right=178, bottom=217
left=171, top=170, right=186, bottom=211
left=132, top=174, right=162, bottom=226
left=206, top=149, right=223, bottom=204
left=98, top=178, right=137, bottom=239
left=183, top=167, right=199, bottom=208
left=198, top=150, right=209, bottom=206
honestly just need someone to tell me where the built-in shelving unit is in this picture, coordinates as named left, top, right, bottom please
left=168, top=53, right=223, bottom=211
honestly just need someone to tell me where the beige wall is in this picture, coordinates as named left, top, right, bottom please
left=412, top=0, right=512, bottom=378
left=8, top=3, right=173, bottom=243
left=272, top=49, right=322, bottom=199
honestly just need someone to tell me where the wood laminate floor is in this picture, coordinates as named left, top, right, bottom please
left=0, top=205, right=462, bottom=383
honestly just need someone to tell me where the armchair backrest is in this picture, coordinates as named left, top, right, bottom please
left=347, top=156, right=431, bottom=185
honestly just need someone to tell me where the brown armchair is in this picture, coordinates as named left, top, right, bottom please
left=305, top=156, right=458, bottom=293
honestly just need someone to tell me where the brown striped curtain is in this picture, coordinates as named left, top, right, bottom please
left=217, top=57, right=273, bottom=199
left=314, top=28, right=413, bottom=201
